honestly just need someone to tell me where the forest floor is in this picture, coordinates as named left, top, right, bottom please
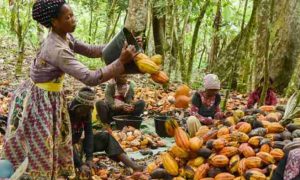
left=0, top=38, right=289, bottom=179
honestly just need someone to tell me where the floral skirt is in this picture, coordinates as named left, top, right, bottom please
left=1, top=80, right=75, bottom=179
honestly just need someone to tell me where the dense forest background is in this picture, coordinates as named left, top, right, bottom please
left=0, top=0, right=300, bottom=97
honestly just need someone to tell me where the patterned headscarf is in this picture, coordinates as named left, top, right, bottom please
left=284, top=148, right=300, bottom=180
left=204, top=74, right=220, bottom=90
left=69, top=87, right=96, bottom=110
left=32, top=0, right=66, bottom=28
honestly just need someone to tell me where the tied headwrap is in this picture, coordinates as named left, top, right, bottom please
left=69, top=87, right=96, bottom=110
left=204, top=74, right=220, bottom=90
left=32, top=0, right=66, bottom=28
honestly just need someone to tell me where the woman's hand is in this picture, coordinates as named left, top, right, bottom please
left=135, top=36, right=143, bottom=48
left=119, top=42, right=137, bottom=65
left=123, top=104, right=134, bottom=112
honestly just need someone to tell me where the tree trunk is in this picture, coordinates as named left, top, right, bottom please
left=164, top=0, right=174, bottom=73
left=214, top=0, right=300, bottom=94
left=152, top=4, right=165, bottom=56
left=125, top=0, right=148, bottom=35
left=257, top=0, right=272, bottom=106
left=186, top=0, right=210, bottom=84
left=208, top=0, right=222, bottom=70
left=104, top=0, right=117, bottom=42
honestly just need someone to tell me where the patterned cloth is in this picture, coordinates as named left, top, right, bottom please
left=246, top=88, right=277, bottom=108
left=1, top=80, right=75, bottom=179
left=284, top=148, right=300, bottom=180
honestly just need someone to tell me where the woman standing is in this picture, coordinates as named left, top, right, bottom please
left=1, top=0, right=137, bottom=179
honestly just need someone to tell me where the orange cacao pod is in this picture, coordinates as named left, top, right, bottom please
left=193, top=163, right=209, bottom=180
left=209, top=155, right=229, bottom=168
left=256, top=152, right=275, bottom=165
left=270, top=148, right=284, bottom=161
left=175, top=95, right=190, bottom=109
left=215, top=173, right=235, bottom=180
left=174, top=127, right=190, bottom=151
left=220, top=146, right=239, bottom=158
left=151, top=71, right=169, bottom=84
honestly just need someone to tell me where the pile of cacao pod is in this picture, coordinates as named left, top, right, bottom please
left=134, top=53, right=169, bottom=85
left=112, top=126, right=166, bottom=152
left=147, top=106, right=297, bottom=180
left=174, top=84, right=191, bottom=109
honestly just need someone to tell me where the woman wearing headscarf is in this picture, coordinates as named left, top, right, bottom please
left=186, top=74, right=224, bottom=137
left=0, top=0, right=137, bottom=178
left=246, top=77, right=277, bottom=109
left=69, top=87, right=143, bottom=175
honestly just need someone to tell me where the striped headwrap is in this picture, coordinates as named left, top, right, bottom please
left=69, top=87, right=96, bottom=110
left=32, top=0, right=66, bottom=28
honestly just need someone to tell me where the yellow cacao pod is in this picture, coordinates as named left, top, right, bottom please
left=151, top=71, right=169, bottom=84
left=231, top=132, right=249, bottom=143
left=237, top=122, right=252, bottom=134
left=229, top=155, right=240, bottom=174
left=213, top=139, right=226, bottom=151
left=135, top=53, right=160, bottom=74
left=245, top=157, right=263, bottom=169
left=270, top=148, right=284, bottom=161
left=215, top=173, right=235, bottom=180
left=147, top=162, right=158, bottom=174
left=189, top=137, right=204, bottom=152
left=187, top=157, right=205, bottom=167
left=217, top=126, right=230, bottom=138
left=150, top=54, right=163, bottom=65
left=161, top=152, right=179, bottom=176
left=170, top=144, right=189, bottom=159
left=248, top=136, right=263, bottom=147
left=256, top=152, right=275, bottom=165
left=196, top=126, right=210, bottom=137
left=245, top=170, right=267, bottom=180
left=165, top=119, right=178, bottom=136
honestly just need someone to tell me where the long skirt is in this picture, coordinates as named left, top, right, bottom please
left=1, top=80, right=75, bottom=179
